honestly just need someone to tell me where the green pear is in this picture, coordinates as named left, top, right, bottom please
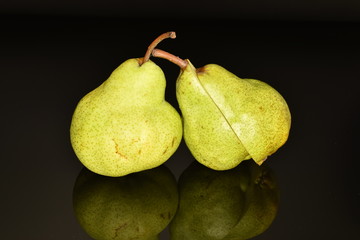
left=152, top=48, right=291, bottom=170
left=73, top=165, right=179, bottom=240
left=169, top=160, right=279, bottom=240
left=70, top=32, right=182, bottom=177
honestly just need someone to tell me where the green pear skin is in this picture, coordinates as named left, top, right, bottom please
left=70, top=58, right=182, bottom=177
left=73, top=165, right=178, bottom=240
left=176, top=60, right=291, bottom=170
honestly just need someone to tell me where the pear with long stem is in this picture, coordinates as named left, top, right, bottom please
left=152, top=48, right=291, bottom=170
left=70, top=32, right=182, bottom=177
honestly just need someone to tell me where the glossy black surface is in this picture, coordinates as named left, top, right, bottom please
left=1, top=14, right=359, bottom=239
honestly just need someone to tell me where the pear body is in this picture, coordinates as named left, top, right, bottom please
left=73, top=165, right=178, bottom=240
left=70, top=59, right=182, bottom=177
left=176, top=61, right=250, bottom=170
left=176, top=60, right=290, bottom=169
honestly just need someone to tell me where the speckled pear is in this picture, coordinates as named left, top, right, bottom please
left=175, top=60, right=290, bottom=169
left=70, top=58, right=182, bottom=177
left=175, top=61, right=251, bottom=170
left=70, top=32, right=183, bottom=177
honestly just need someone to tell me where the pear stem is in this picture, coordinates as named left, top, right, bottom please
left=152, top=48, right=188, bottom=69
left=140, top=31, right=176, bottom=65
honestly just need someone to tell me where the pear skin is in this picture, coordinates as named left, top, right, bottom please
left=176, top=60, right=251, bottom=171
left=70, top=58, right=182, bottom=177
left=197, top=64, right=291, bottom=165
left=176, top=59, right=290, bottom=169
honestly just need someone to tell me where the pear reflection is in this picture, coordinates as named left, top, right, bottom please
left=72, top=165, right=178, bottom=240
left=170, top=160, right=279, bottom=240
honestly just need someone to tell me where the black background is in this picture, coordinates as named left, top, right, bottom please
left=1, top=1, right=359, bottom=239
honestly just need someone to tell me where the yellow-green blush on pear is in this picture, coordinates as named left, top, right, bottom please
left=152, top=47, right=291, bottom=170
left=197, top=64, right=291, bottom=165
left=70, top=58, right=182, bottom=177
left=176, top=60, right=251, bottom=171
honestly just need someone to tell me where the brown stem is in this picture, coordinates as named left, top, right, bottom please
left=152, top=48, right=188, bottom=69
left=140, top=32, right=176, bottom=65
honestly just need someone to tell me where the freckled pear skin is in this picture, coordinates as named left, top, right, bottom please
left=197, top=64, right=291, bottom=164
left=176, top=59, right=290, bottom=170
left=176, top=61, right=251, bottom=171
left=70, top=59, right=182, bottom=177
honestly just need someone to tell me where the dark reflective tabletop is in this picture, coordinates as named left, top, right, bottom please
left=1, top=15, right=359, bottom=239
